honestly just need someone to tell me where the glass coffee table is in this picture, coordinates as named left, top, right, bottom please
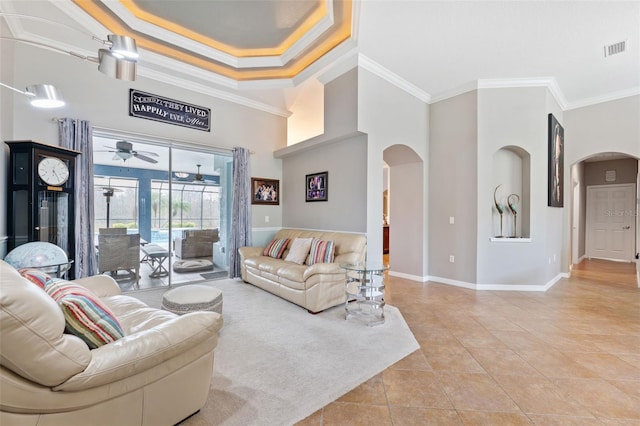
left=341, top=262, right=388, bottom=326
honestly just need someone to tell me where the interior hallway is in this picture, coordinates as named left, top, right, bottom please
left=299, top=259, right=640, bottom=425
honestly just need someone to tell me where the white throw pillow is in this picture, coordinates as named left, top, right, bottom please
left=284, top=238, right=313, bottom=264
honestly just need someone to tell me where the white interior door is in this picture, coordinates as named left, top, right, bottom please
left=586, top=184, right=636, bottom=261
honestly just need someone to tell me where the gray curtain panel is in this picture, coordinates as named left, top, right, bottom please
left=229, top=147, right=252, bottom=278
left=59, top=118, right=97, bottom=278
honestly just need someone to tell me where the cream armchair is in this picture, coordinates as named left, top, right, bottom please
left=0, top=259, right=223, bottom=426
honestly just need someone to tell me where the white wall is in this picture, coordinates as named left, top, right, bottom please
left=280, top=135, right=367, bottom=232
left=358, top=68, right=429, bottom=274
left=428, top=90, right=478, bottom=284
left=565, top=95, right=640, bottom=267
left=286, top=78, right=324, bottom=145
left=1, top=42, right=288, bottom=252
left=476, top=87, right=563, bottom=287
left=565, top=96, right=640, bottom=163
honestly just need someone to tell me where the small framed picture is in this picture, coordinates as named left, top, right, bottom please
left=251, top=178, right=279, bottom=205
left=306, top=171, right=328, bottom=202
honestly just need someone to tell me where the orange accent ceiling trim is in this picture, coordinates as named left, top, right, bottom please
left=71, top=0, right=352, bottom=81
left=120, top=0, right=326, bottom=58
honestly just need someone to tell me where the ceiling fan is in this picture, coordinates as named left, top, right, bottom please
left=174, top=164, right=218, bottom=184
left=99, top=140, right=159, bottom=164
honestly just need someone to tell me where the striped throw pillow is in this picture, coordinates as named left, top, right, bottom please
left=19, top=269, right=55, bottom=289
left=306, top=238, right=335, bottom=265
left=263, top=238, right=290, bottom=258
left=45, top=281, right=125, bottom=349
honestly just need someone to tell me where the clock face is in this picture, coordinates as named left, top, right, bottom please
left=38, top=156, right=70, bottom=186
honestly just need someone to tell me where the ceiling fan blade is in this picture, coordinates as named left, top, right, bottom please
left=134, top=153, right=159, bottom=164
left=135, top=150, right=159, bottom=157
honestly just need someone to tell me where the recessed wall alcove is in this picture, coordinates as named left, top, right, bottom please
left=491, top=145, right=531, bottom=240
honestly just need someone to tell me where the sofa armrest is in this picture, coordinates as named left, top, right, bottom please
left=72, top=275, right=121, bottom=297
left=238, top=246, right=263, bottom=260
left=303, top=262, right=345, bottom=280
left=54, top=311, right=223, bottom=391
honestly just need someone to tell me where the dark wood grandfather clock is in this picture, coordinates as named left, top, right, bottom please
left=5, top=140, right=81, bottom=278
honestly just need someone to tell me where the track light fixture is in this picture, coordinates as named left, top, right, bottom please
left=0, top=13, right=139, bottom=81
left=0, top=82, right=65, bottom=108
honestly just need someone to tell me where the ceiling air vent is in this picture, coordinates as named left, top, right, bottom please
left=604, top=40, right=626, bottom=57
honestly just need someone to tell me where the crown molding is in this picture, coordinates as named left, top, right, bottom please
left=316, top=48, right=358, bottom=85
left=138, top=68, right=291, bottom=118
left=477, top=77, right=568, bottom=110
left=565, top=87, right=640, bottom=111
left=279, top=0, right=335, bottom=67
left=292, top=38, right=358, bottom=85
left=429, top=81, right=479, bottom=104
left=358, top=54, right=432, bottom=103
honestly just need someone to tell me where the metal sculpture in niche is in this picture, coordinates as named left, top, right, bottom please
left=493, top=185, right=505, bottom=238
left=507, top=193, right=520, bottom=238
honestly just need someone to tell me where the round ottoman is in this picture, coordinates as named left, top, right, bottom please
left=161, top=285, right=223, bottom=315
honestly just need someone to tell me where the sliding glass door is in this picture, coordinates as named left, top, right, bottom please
left=93, top=134, right=231, bottom=291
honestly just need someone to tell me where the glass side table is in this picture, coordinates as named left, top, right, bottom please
left=341, top=262, right=389, bottom=326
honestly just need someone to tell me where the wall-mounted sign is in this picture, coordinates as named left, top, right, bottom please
left=129, top=89, right=211, bottom=132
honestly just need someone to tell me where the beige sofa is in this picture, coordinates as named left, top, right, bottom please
left=238, top=229, right=366, bottom=313
left=0, top=259, right=223, bottom=426
left=174, top=228, right=219, bottom=259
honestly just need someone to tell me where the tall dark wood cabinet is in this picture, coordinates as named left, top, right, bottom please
left=6, top=140, right=81, bottom=278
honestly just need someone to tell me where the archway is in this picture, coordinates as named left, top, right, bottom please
left=569, top=151, right=639, bottom=287
left=383, top=144, right=425, bottom=279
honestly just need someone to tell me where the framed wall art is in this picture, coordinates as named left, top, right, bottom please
left=548, top=113, right=564, bottom=207
left=306, top=171, right=328, bottom=202
left=251, top=177, right=279, bottom=205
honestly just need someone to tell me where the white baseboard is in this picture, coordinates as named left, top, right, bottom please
left=423, top=273, right=565, bottom=292
left=388, top=270, right=428, bottom=282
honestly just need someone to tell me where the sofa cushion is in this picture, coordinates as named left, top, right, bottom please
left=284, top=237, right=313, bottom=264
left=46, top=281, right=126, bottom=349
left=277, top=263, right=307, bottom=285
left=307, top=238, right=336, bottom=265
left=263, top=238, right=289, bottom=258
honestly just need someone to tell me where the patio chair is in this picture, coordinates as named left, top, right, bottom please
left=97, top=234, right=140, bottom=287
left=99, top=227, right=127, bottom=235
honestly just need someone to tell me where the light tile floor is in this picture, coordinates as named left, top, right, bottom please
left=298, top=259, right=640, bottom=425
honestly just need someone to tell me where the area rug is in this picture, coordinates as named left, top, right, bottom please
left=129, top=279, right=419, bottom=425
left=200, top=270, right=229, bottom=280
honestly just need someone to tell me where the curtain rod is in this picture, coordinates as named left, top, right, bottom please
left=50, top=119, right=255, bottom=154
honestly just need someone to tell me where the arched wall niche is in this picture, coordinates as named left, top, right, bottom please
left=492, top=145, right=531, bottom=239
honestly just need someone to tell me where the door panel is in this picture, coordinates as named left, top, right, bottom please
left=586, top=184, right=636, bottom=261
